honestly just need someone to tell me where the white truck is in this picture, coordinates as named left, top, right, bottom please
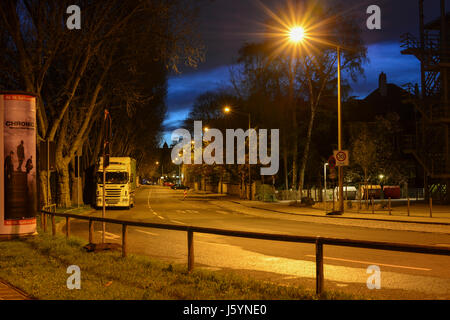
left=96, top=157, right=136, bottom=209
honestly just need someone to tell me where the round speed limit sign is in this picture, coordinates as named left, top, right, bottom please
left=336, top=151, right=347, bottom=162
left=333, top=150, right=349, bottom=166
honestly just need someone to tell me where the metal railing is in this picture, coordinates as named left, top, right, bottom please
left=41, top=210, right=450, bottom=295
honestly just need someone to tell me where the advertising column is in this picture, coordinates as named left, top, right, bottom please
left=0, top=93, right=37, bottom=236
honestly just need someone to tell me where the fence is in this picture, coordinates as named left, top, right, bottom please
left=41, top=210, right=450, bottom=295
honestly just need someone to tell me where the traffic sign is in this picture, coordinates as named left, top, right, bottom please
left=328, top=156, right=336, bottom=169
left=333, top=150, right=349, bottom=166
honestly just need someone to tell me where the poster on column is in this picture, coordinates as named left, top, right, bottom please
left=0, top=93, right=37, bottom=236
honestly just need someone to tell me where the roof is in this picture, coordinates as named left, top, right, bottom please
left=424, top=12, right=450, bottom=30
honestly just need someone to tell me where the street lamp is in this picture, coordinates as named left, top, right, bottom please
left=289, top=26, right=306, bottom=43
left=287, top=25, right=344, bottom=213
left=223, top=106, right=252, bottom=200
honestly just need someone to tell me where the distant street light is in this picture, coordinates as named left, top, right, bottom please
left=223, top=106, right=252, bottom=200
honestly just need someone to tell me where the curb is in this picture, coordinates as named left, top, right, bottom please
left=0, top=279, right=34, bottom=300
left=229, top=201, right=450, bottom=226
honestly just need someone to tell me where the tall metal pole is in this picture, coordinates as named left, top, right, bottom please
left=47, top=141, right=50, bottom=206
left=77, top=155, right=80, bottom=208
left=248, top=114, right=251, bottom=200
left=337, top=46, right=344, bottom=213
left=323, top=163, right=328, bottom=202
left=102, top=151, right=106, bottom=244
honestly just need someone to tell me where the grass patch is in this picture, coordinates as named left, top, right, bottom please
left=0, top=229, right=355, bottom=300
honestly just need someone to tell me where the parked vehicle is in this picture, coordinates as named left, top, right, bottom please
left=96, top=157, right=136, bottom=209
left=163, top=181, right=175, bottom=187
left=360, top=185, right=382, bottom=199
left=171, top=184, right=190, bottom=190
left=383, top=186, right=401, bottom=199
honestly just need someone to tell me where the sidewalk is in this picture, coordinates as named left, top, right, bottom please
left=191, top=188, right=450, bottom=226
left=229, top=199, right=450, bottom=225
left=0, top=279, right=30, bottom=300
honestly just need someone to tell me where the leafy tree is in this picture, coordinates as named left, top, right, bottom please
left=0, top=0, right=204, bottom=207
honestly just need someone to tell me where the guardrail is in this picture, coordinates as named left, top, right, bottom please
left=41, top=210, right=450, bottom=295
left=41, top=204, right=56, bottom=232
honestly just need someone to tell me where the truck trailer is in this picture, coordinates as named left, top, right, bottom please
left=96, top=157, right=136, bottom=209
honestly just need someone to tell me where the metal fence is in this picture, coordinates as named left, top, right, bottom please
left=41, top=210, right=450, bottom=295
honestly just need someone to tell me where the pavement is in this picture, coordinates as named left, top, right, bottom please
left=188, top=190, right=450, bottom=225
left=62, top=186, right=450, bottom=299
left=2, top=186, right=450, bottom=300
left=0, top=280, right=30, bottom=300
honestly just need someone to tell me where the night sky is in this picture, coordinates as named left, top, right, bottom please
left=163, top=0, right=450, bottom=143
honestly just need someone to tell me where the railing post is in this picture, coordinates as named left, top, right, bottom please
left=66, top=217, right=70, bottom=238
left=122, top=224, right=128, bottom=258
left=89, top=219, right=94, bottom=244
left=429, top=197, right=433, bottom=218
left=388, top=197, right=392, bottom=215
left=371, top=197, right=374, bottom=214
left=43, top=211, right=47, bottom=232
left=51, top=212, right=56, bottom=237
left=315, top=238, right=324, bottom=296
left=188, top=230, right=194, bottom=273
left=40, top=211, right=44, bottom=229
left=407, top=196, right=410, bottom=216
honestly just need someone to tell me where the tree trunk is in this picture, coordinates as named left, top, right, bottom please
left=298, top=107, right=316, bottom=199
left=39, top=170, right=49, bottom=207
left=57, top=162, right=71, bottom=208
left=283, top=137, right=289, bottom=190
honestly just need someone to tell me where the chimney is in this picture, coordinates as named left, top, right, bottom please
left=379, top=72, right=387, bottom=97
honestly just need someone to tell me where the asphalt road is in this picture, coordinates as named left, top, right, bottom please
left=68, top=186, right=450, bottom=299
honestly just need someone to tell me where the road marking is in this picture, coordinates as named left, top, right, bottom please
left=171, top=220, right=187, bottom=225
left=305, top=255, right=432, bottom=271
left=96, top=231, right=120, bottom=240
left=135, top=229, right=159, bottom=236
left=148, top=190, right=165, bottom=219
left=216, top=210, right=229, bottom=215
left=176, top=210, right=186, bottom=214
left=185, top=210, right=199, bottom=214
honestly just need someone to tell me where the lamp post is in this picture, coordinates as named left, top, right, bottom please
left=224, top=106, right=252, bottom=200
left=288, top=26, right=344, bottom=213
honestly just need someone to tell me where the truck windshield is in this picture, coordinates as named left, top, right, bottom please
left=97, top=172, right=128, bottom=184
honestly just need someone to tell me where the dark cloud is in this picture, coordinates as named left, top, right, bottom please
left=162, top=0, right=448, bottom=144
left=186, top=0, right=449, bottom=74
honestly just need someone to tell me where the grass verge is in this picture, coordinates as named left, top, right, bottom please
left=0, top=228, right=356, bottom=300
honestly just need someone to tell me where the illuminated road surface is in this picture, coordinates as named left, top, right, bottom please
left=68, top=186, right=450, bottom=299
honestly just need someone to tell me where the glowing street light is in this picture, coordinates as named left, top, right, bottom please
left=223, top=105, right=253, bottom=200
left=288, top=26, right=306, bottom=43
left=284, top=24, right=344, bottom=213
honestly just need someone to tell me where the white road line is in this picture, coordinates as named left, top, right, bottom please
left=305, top=255, right=432, bottom=271
left=176, top=210, right=186, bottom=214
left=135, top=229, right=159, bottom=236
left=215, top=210, right=229, bottom=215
left=148, top=190, right=164, bottom=219
left=96, top=231, right=120, bottom=240
left=171, top=220, right=187, bottom=225
left=185, top=210, right=199, bottom=214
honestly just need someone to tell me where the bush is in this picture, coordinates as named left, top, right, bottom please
left=256, top=184, right=277, bottom=202
left=301, top=197, right=315, bottom=206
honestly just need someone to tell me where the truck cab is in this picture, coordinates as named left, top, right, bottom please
left=96, top=157, right=136, bottom=209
